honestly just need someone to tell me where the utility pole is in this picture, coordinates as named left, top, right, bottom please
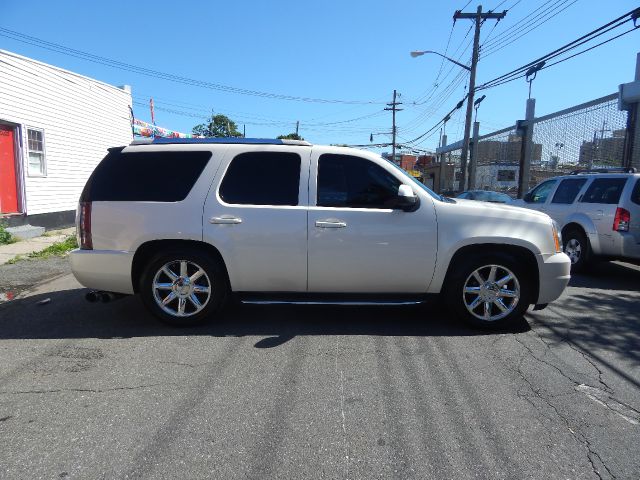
left=385, top=90, right=403, bottom=164
left=295, top=120, right=299, bottom=136
left=454, top=5, right=506, bottom=191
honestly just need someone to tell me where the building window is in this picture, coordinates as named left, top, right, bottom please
left=27, top=128, right=46, bottom=176
left=497, top=169, right=516, bottom=181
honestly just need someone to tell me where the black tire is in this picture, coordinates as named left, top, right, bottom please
left=562, top=227, right=590, bottom=273
left=445, top=253, right=533, bottom=329
left=140, top=248, right=229, bottom=326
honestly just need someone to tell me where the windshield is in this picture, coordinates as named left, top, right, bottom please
left=381, top=156, right=444, bottom=201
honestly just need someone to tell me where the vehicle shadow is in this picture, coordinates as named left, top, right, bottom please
left=533, top=289, right=640, bottom=373
left=569, top=260, right=640, bottom=291
left=0, top=288, right=530, bottom=343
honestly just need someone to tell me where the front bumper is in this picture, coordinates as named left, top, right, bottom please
left=69, top=249, right=135, bottom=294
left=536, top=252, right=571, bottom=304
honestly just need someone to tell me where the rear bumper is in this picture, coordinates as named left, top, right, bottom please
left=615, top=232, right=640, bottom=260
left=69, top=249, right=135, bottom=294
left=536, top=252, right=571, bottom=304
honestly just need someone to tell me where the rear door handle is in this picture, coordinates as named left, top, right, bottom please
left=210, top=215, right=242, bottom=225
left=315, top=220, right=347, bottom=228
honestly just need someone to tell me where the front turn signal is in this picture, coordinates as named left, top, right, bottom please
left=552, top=222, right=562, bottom=253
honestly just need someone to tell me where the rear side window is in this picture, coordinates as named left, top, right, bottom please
left=632, top=179, right=640, bottom=205
left=85, top=149, right=211, bottom=202
left=551, top=178, right=587, bottom=204
left=580, top=178, right=627, bottom=204
left=219, top=152, right=301, bottom=206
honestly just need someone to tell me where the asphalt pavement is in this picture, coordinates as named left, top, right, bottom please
left=0, top=259, right=638, bottom=479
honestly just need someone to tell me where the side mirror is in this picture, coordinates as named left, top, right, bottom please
left=397, top=184, right=418, bottom=211
left=523, top=192, right=533, bottom=203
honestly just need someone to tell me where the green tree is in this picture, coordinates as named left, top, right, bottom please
left=193, top=114, right=243, bottom=137
left=277, top=133, right=304, bottom=141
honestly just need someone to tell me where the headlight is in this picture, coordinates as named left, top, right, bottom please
left=551, top=221, right=562, bottom=253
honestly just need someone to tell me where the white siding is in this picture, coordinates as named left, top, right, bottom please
left=0, top=50, right=132, bottom=215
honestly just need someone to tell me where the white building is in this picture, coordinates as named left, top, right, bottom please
left=475, top=163, right=519, bottom=191
left=0, top=50, right=132, bottom=229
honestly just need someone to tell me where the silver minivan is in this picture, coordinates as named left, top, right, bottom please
left=515, top=168, right=640, bottom=271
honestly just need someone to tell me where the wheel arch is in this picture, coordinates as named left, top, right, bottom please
left=131, top=239, right=230, bottom=294
left=561, top=215, right=599, bottom=253
left=442, top=243, right=540, bottom=304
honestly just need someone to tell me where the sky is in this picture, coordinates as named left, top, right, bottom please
left=1, top=0, right=639, bottom=154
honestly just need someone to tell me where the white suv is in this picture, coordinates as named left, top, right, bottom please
left=70, top=138, right=570, bottom=329
left=514, top=169, right=640, bottom=271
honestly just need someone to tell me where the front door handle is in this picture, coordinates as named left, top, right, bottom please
left=210, top=215, right=242, bottom=225
left=315, top=219, right=347, bottom=228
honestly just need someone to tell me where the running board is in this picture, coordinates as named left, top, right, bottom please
left=237, top=292, right=434, bottom=306
left=241, top=300, right=426, bottom=306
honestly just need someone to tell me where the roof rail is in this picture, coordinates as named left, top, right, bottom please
left=130, top=137, right=312, bottom=146
left=569, top=167, right=636, bottom=175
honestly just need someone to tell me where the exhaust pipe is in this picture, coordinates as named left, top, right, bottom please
left=85, top=291, right=126, bottom=303
left=85, top=291, right=100, bottom=303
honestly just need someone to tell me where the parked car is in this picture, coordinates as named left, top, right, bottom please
left=512, top=168, right=640, bottom=271
left=457, top=190, right=513, bottom=203
left=70, top=138, right=570, bottom=329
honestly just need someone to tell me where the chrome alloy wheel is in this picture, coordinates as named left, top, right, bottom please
left=462, top=264, right=520, bottom=322
left=564, top=238, right=582, bottom=264
left=152, top=260, right=211, bottom=317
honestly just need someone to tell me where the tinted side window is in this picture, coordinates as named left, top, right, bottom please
left=580, top=178, right=627, bottom=204
left=631, top=179, right=640, bottom=205
left=528, top=180, right=557, bottom=204
left=318, top=154, right=401, bottom=209
left=219, top=152, right=300, bottom=206
left=551, top=178, right=587, bottom=204
left=86, top=150, right=211, bottom=202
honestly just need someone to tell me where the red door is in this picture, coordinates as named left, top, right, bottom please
left=0, top=125, right=19, bottom=213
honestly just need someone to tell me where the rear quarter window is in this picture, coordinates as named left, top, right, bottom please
left=580, top=178, right=627, bottom=204
left=84, top=149, right=211, bottom=202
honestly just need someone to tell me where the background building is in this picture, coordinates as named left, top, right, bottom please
left=0, top=50, right=132, bottom=229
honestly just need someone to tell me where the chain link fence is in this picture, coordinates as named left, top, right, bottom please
left=436, top=92, right=631, bottom=196
left=530, top=94, right=627, bottom=187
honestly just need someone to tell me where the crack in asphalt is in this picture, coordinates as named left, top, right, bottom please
left=0, top=383, right=164, bottom=395
left=512, top=349, right=615, bottom=479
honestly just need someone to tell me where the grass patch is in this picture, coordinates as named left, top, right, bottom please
left=0, top=223, right=17, bottom=245
left=7, top=236, right=78, bottom=264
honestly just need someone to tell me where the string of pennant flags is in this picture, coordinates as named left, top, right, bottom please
left=132, top=118, right=198, bottom=139
left=130, top=100, right=200, bottom=138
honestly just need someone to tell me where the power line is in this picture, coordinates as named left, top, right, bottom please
left=477, top=8, right=640, bottom=91
left=479, top=25, right=640, bottom=91
left=482, top=0, right=579, bottom=57
left=485, top=0, right=569, bottom=48
left=0, top=27, right=384, bottom=105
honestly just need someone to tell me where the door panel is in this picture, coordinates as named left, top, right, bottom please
left=203, top=147, right=310, bottom=292
left=307, top=151, right=437, bottom=293
left=545, top=178, right=588, bottom=225
left=0, top=125, right=19, bottom=213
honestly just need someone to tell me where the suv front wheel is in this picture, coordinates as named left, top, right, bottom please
left=140, top=249, right=229, bottom=326
left=446, top=253, right=532, bottom=329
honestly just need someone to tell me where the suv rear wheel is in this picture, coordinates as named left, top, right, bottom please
left=140, top=249, right=229, bottom=326
left=446, top=253, right=532, bottom=329
left=562, top=227, right=590, bottom=273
